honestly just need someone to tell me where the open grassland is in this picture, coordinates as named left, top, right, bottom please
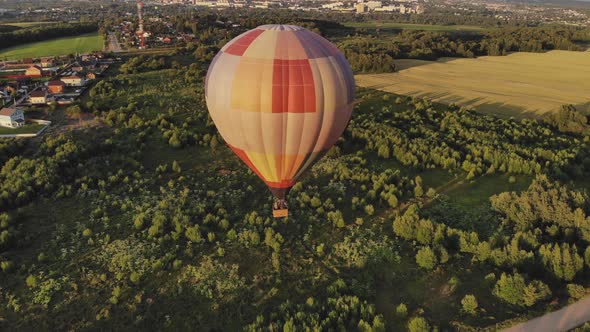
left=355, top=50, right=590, bottom=118
left=0, top=33, right=103, bottom=60
left=344, top=21, right=486, bottom=32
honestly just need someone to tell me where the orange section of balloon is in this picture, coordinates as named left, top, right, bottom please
left=205, top=24, right=355, bottom=200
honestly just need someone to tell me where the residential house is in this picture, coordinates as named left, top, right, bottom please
left=0, top=107, right=25, bottom=128
left=40, top=57, right=55, bottom=68
left=70, top=62, right=84, bottom=72
left=48, top=80, right=66, bottom=94
left=4, top=83, right=17, bottom=95
left=25, top=65, right=42, bottom=77
left=60, top=75, right=84, bottom=87
left=86, top=72, right=97, bottom=80
left=81, top=60, right=97, bottom=71
left=29, top=90, right=48, bottom=105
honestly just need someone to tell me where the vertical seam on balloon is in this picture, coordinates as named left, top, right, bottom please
left=234, top=57, right=261, bottom=179
left=311, top=56, right=340, bottom=154
left=282, top=57, right=303, bottom=180
left=258, top=56, right=275, bottom=183
left=283, top=32, right=312, bottom=180
left=282, top=43, right=291, bottom=181
left=292, top=54, right=326, bottom=183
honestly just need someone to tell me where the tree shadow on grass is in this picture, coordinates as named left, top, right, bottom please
left=360, top=85, right=547, bottom=119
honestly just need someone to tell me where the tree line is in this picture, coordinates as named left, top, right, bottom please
left=340, top=25, right=590, bottom=72
left=0, top=22, right=98, bottom=51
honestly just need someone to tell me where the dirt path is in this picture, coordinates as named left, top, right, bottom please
left=503, top=296, right=590, bottom=332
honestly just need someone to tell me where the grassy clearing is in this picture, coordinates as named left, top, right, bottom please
left=344, top=21, right=486, bottom=32
left=0, top=33, right=103, bottom=60
left=356, top=51, right=590, bottom=119
left=0, top=124, right=45, bottom=135
left=445, top=174, right=532, bottom=210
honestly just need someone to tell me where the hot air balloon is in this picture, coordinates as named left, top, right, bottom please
left=205, top=24, right=355, bottom=217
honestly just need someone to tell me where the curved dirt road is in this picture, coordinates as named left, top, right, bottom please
left=503, top=296, right=590, bottom=332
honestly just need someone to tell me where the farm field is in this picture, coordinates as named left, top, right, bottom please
left=344, top=21, right=486, bottom=32
left=0, top=33, right=103, bottom=60
left=355, top=50, right=590, bottom=118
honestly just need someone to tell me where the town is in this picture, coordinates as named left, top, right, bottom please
left=0, top=53, right=114, bottom=134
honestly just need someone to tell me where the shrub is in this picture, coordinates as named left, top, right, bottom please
left=416, top=246, right=437, bottom=270
left=395, top=303, right=408, bottom=318
left=493, top=273, right=551, bottom=307
left=567, top=284, right=586, bottom=301
left=178, top=256, right=245, bottom=303
left=461, top=294, right=478, bottom=315
left=26, top=275, right=38, bottom=288
left=408, top=316, right=431, bottom=332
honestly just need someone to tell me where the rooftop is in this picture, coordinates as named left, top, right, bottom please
left=0, top=107, right=18, bottom=116
left=30, top=90, right=47, bottom=97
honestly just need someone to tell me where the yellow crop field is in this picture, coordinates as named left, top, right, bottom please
left=355, top=50, right=590, bottom=118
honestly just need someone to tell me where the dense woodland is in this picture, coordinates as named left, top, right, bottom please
left=340, top=25, right=590, bottom=72
left=0, top=46, right=590, bottom=329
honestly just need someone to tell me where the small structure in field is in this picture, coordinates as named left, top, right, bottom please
left=48, top=80, right=66, bottom=94
left=25, top=65, right=42, bottom=77
left=29, top=90, right=49, bottom=105
left=0, top=107, right=25, bottom=128
left=61, top=75, right=84, bottom=87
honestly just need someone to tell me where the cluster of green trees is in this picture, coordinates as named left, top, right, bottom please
left=245, top=279, right=386, bottom=331
left=340, top=26, right=590, bottom=72
left=0, top=134, right=87, bottom=210
left=544, top=104, right=589, bottom=135
left=393, top=175, right=590, bottom=309
left=349, top=91, right=589, bottom=181
left=0, top=22, right=98, bottom=50
left=3, top=46, right=590, bottom=330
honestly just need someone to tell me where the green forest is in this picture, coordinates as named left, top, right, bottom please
left=1, top=47, right=590, bottom=330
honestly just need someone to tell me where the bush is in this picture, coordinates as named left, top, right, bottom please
left=178, top=256, right=245, bottom=303
left=408, top=316, right=431, bottom=332
left=567, top=284, right=586, bottom=301
left=395, top=303, right=408, bottom=318
left=416, top=246, right=437, bottom=270
left=461, top=294, right=478, bottom=315
left=26, top=275, right=38, bottom=288
left=493, top=273, right=551, bottom=307
left=0, top=260, right=14, bottom=272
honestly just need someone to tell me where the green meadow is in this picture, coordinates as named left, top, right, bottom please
left=0, top=33, right=104, bottom=60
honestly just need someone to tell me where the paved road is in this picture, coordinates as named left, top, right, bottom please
left=106, top=32, right=122, bottom=53
left=503, top=296, right=590, bottom=332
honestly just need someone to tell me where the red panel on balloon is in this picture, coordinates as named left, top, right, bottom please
left=272, top=59, right=316, bottom=113
left=225, top=29, right=265, bottom=56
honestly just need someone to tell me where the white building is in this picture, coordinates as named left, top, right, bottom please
left=366, top=1, right=382, bottom=10
left=61, top=75, right=84, bottom=87
left=0, top=107, right=25, bottom=128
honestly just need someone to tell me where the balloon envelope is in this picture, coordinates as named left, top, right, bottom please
left=205, top=24, right=355, bottom=199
